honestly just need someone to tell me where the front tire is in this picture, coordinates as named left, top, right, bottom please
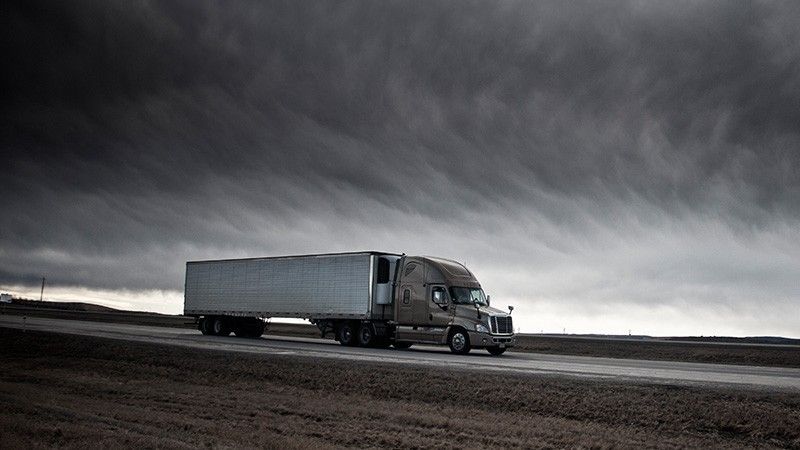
left=487, top=346, right=506, bottom=356
left=448, top=329, right=471, bottom=355
left=337, top=322, right=357, bottom=346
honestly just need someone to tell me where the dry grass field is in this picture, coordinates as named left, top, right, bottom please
left=512, top=335, right=800, bottom=368
left=1, top=328, right=799, bottom=449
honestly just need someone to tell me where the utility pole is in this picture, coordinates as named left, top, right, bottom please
left=40, top=276, right=45, bottom=301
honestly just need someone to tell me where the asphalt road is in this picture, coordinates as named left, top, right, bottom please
left=3, top=315, right=799, bottom=392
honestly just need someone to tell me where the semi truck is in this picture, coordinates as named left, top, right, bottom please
left=183, top=251, right=515, bottom=355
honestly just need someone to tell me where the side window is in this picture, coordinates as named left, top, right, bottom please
left=403, top=289, right=411, bottom=305
left=377, top=257, right=390, bottom=284
left=431, top=286, right=447, bottom=305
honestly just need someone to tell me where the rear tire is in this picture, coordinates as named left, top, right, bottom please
left=358, top=323, right=375, bottom=347
left=337, top=322, right=357, bottom=346
left=199, top=318, right=213, bottom=335
left=211, top=317, right=230, bottom=336
left=233, top=319, right=265, bottom=338
left=448, top=328, right=471, bottom=355
left=487, top=346, right=506, bottom=356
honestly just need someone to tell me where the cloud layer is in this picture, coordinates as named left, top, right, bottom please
left=3, top=1, right=799, bottom=335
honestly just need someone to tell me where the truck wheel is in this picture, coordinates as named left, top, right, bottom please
left=211, top=317, right=230, bottom=336
left=358, top=324, right=374, bottom=347
left=487, top=347, right=506, bottom=356
left=233, top=325, right=256, bottom=338
left=250, top=321, right=266, bottom=338
left=337, top=322, right=357, bottom=346
left=393, top=342, right=413, bottom=350
left=199, top=318, right=212, bottom=335
left=233, top=319, right=265, bottom=338
left=448, top=329, right=471, bottom=354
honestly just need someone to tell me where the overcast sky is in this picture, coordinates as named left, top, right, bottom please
left=3, top=1, right=799, bottom=336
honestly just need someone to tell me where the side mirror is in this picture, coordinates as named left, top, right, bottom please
left=486, top=295, right=491, bottom=306
left=508, top=305, right=514, bottom=315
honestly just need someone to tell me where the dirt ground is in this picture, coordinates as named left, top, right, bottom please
left=1, top=328, right=799, bottom=449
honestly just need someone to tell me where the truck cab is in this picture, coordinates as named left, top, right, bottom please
left=392, top=256, right=515, bottom=355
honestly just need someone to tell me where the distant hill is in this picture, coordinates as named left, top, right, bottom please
left=11, top=298, right=120, bottom=313
left=506, top=333, right=800, bottom=346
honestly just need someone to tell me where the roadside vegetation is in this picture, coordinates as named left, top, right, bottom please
left=1, top=328, right=799, bottom=449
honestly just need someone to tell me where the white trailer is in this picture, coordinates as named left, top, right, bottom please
left=184, top=251, right=400, bottom=337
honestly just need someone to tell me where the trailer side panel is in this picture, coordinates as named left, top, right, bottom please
left=184, top=253, right=373, bottom=318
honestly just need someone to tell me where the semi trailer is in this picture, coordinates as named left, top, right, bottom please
left=184, top=251, right=515, bottom=355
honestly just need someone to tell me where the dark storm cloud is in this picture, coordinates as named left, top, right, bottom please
left=2, top=0, right=800, bottom=333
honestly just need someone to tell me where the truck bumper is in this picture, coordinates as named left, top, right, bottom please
left=468, top=331, right=516, bottom=348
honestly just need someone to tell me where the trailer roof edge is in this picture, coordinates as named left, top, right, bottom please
left=186, top=250, right=403, bottom=264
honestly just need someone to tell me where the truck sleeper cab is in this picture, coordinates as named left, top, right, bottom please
left=387, top=255, right=515, bottom=355
left=183, top=252, right=515, bottom=355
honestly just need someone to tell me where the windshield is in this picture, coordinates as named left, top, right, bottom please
left=449, top=287, right=487, bottom=306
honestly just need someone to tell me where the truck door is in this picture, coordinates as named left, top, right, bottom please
left=397, top=283, right=427, bottom=325
left=424, top=285, right=452, bottom=342
left=396, top=260, right=427, bottom=325
left=397, top=284, right=416, bottom=324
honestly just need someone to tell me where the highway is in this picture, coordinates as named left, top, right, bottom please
left=2, top=315, right=799, bottom=392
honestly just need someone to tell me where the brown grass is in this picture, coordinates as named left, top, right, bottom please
left=1, top=328, right=799, bottom=449
left=513, top=335, right=800, bottom=368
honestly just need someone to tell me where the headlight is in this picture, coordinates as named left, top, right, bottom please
left=475, top=323, right=490, bottom=334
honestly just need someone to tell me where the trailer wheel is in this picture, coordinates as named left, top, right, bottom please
left=487, top=346, right=506, bottom=356
left=249, top=321, right=266, bottom=338
left=199, top=318, right=213, bottom=335
left=393, top=342, right=412, bottom=350
left=358, top=323, right=375, bottom=347
left=448, top=328, right=471, bottom=355
left=233, top=318, right=265, bottom=338
left=211, top=317, right=230, bottom=336
left=337, top=322, right=357, bottom=346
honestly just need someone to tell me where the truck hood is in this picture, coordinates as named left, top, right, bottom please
left=478, top=305, right=508, bottom=316
left=454, top=303, right=509, bottom=319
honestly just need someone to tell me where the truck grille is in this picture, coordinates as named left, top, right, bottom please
left=490, top=316, right=513, bottom=334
